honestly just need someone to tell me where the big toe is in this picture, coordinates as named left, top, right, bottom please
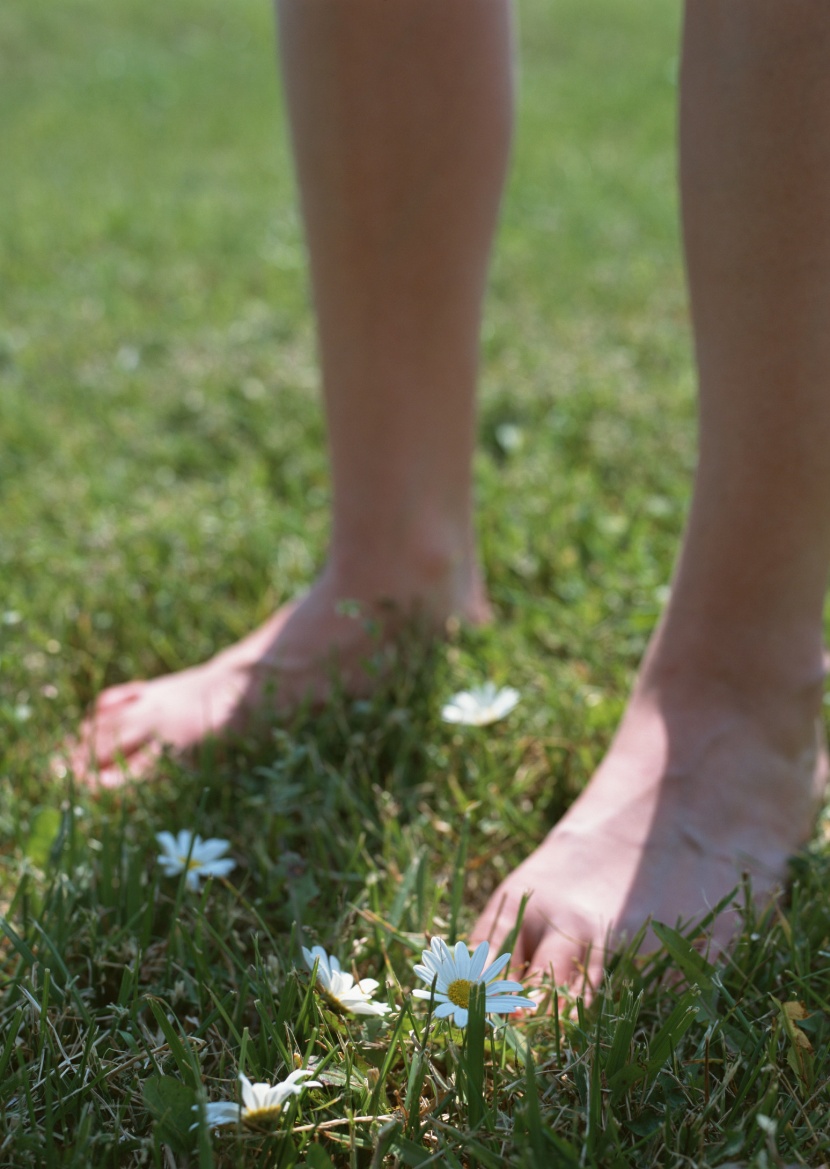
left=61, top=719, right=163, bottom=787
left=528, top=928, right=605, bottom=1002
left=470, top=885, right=529, bottom=964
left=92, top=680, right=146, bottom=714
left=472, top=883, right=612, bottom=1000
left=88, top=741, right=164, bottom=789
left=59, top=685, right=158, bottom=782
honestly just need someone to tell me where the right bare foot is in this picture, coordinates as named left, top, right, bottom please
left=62, top=560, right=489, bottom=787
left=472, top=627, right=829, bottom=991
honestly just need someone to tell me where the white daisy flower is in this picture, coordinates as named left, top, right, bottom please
left=195, top=1070, right=321, bottom=1130
left=412, top=937, right=536, bottom=1028
left=302, top=945, right=392, bottom=1017
left=156, top=830, right=236, bottom=891
left=441, top=682, right=520, bottom=727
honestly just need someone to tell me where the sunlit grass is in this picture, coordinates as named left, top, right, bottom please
left=2, top=0, right=830, bottom=1164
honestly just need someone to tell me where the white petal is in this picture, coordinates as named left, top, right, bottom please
left=442, top=683, right=519, bottom=726
left=417, top=955, right=450, bottom=987
left=329, top=970, right=356, bottom=996
left=185, top=869, right=203, bottom=892
left=453, top=941, right=471, bottom=978
left=491, top=687, right=520, bottom=718
left=442, top=704, right=487, bottom=727
left=356, top=978, right=380, bottom=994
left=202, top=858, right=236, bottom=879
left=239, top=1073, right=257, bottom=1111
left=155, top=832, right=178, bottom=855
left=441, top=694, right=478, bottom=724
left=192, top=837, right=229, bottom=861
left=316, top=949, right=333, bottom=983
left=431, top=937, right=452, bottom=963
left=452, top=1006, right=469, bottom=1028
left=283, top=1068, right=319, bottom=1088
left=178, top=830, right=197, bottom=854
left=484, top=993, right=537, bottom=1013
left=198, top=1101, right=241, bottom=1128
left=483, top=979, right=525, bottom=995
left=346, top=999, right=392, bottom=1017
left=268, top=1079, right=314, bottom=1108
left=415, top=989, right=450, bottom=1007
left=305, top=945, right=324, bottom=963
left=261, top=1084, right=292, bottom=1110
left=304, top=946, right=332, bottom=987
left=433, top=1001, right=457, bottom=1019
left=469, top=941, right=491, bottom=981
left=482, top=952, right=511, bottom=983
left=418, top=951, right=445, bottom=977
left=237, top=1069, right=322, bottom=1117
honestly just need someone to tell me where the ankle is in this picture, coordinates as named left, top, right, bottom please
left=636, top=617, right=826, bottom=751
left=324, top=525, right=489, bottom=626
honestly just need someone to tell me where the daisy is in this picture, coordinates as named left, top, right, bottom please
left=302, top=945, right=392, bottom=1017
left=441, top=682, right=520, bottom=727
left=412, top=937, right=536, bottom=1028
left=156, top=830, right=236, bottom=891
left=195, top=1070, right=321, bottom=1130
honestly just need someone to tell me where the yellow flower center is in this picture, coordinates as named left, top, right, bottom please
left=317, top=985, right=347, bottom=1016
left=243, top=1105, right=282, bottom=1127
left=447, top=978, right=474, bottom=1008
left=177, top=855, right=203, bottom=871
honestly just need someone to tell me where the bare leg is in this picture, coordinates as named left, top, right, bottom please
left=69, top=0, right=513, bottom=785
left=474, top=0, right=830, bottom=986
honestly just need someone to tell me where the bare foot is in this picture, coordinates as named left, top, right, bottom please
left=472, top=664, right=828, bottom=991
left=63, top=562, right=489, bottom=787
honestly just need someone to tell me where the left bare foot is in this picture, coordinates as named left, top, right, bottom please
left=59, top=553, right=489, bottom=787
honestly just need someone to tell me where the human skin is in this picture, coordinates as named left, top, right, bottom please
left=70, top=0, right=830, bottom=987
left=67, top=0, right=509, bottom=784
left=472, top=0, right=830, bottom=984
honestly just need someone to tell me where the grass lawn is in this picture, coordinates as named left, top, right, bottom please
left=2, top=0, right=830, bottom=1165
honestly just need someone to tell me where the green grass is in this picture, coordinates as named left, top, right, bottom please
left=2, top=0, right=830, bottom=1165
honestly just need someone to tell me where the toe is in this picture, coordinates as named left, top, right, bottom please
left=60, top=736, right=163, bottom=790
left=78, top=716, right=148, bottom=771
left=92, top=681, right=145, bottom=713
left=525, top=925, right=584, bottom=987
left=470, top=883, right=532, bottom=965
left=526, top=928, right=605, bottom=1007
left=94, top=742, right=163, bottom=788
left=63, top=687, right=158, bottom=782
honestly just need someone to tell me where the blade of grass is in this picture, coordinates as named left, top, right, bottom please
left=464, top=983, right=487, bottom=1133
